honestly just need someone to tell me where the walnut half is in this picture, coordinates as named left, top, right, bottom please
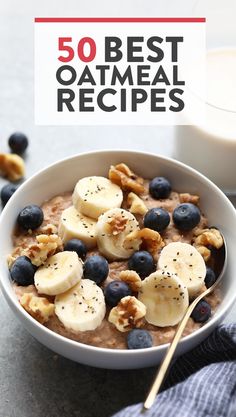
left=109, top=163, right=145, bottom=194
left=193, top=228, right=224, bottom=261
left=20, top=293, right=54, bottom=324
left=24, top=234, right=62, bottom=266
left=106, top=213, right=128, bottom=235
left=108, top=296, right=146, bottom=332
left=119, top=270, right=142, bottom=292
left=127, top=192, right=148, bottom=215
left=179, top=193, right=200, bottom=205
left=0, top=153, right=25, bottom=181
left=195, top=245, right=211, bottom=262
left=193, top=228, right=223, bottom=249
left=124, top=227, right=164, bottom=257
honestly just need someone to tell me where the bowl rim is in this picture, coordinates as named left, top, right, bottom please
left=0, top=148, right=236, bottom=356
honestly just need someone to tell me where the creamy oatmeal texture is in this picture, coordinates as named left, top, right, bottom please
left=11, top=164, right=222, bottom=349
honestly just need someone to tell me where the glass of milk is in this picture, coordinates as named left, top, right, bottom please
left=175, top=0, right=236, bottom=195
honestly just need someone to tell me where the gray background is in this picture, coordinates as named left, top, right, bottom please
left=0, top=1, right=235, bottom=416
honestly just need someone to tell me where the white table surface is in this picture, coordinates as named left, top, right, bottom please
left=0, top=1, right=235, bottom=416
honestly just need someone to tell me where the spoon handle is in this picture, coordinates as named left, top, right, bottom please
left=143, top=288, right=212, bottom=410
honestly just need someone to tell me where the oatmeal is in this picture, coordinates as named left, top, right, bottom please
left=9, top=164, right=223, bottom=350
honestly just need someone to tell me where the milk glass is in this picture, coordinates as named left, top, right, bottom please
left=175, top=0, right=236, bottom=195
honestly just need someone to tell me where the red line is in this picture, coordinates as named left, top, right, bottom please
left=35, top=17, right=205, bottom=23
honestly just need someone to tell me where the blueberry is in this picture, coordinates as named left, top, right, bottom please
left=10, top=256, right=36, bottom=286
left=104, top=281, right=132, bottom=307
left=64, top=239, right=87, bottom=260
left=83, top=255, right=109, bottom=285
left=144, top=207, right=170, bottom=232
left=205, top=267, right=216, bottom=288
left=1, top=183, right=18, bottom=206
left=8, top=132, right=28, bottom=154
left=173, top=203, right=201, bottom=231
left=127, top=329, right=153, bottom=349
left=128, top=251, right=155, bottom=279
left=149, top=177, right=171, bottom=199
left=191, top=300, right=211, bottom=323
left=17, top=204, right=44, bottom=230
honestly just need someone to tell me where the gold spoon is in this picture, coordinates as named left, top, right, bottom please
left=143, top=241, right=227, bottom=410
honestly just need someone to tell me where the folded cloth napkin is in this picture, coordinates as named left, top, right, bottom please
left=112, top=324, right=236, bottom=417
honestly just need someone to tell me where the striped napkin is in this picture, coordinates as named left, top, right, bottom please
left=112, top=324, right=236, bottom=417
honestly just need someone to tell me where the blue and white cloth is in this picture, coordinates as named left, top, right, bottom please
left=112, top=324, right=236, bottom=417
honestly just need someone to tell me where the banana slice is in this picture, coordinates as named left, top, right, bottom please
left=138, top=270, right=189, bottom=327
left=96, top=208, right=141, bottom=260
left=58, top=206, right=97, bottom=248
left=158, top=242, right=206, bottom=297
left=55, top=279, right=106, bottom=332
left=72, top=176, right=123, bottom=219
left=34, top=251, right=83, bottom=296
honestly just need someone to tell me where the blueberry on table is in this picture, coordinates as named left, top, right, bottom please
left=191, top=300, right=211, bottom=323
left=205, top=267, right=216, bottom=288
left=1, top=183, right=18, bottom=206
left=127, top=329, right=153, bottom=349
left=10, top=256, right=36, bottom=286
left=104, top=281, right=132, bottom=307
left=64, top=239, right=87, bottom=260
left=83, top=255, right=109, bottom=284
left=149, top=177, right=171, bottom=199
left=8, top=132, right=29, bottom=154
left=173, top=203, right=201, bottom=231
left=128, top=251, right=155, bottom=279
left=17, top=204, right=44, bottom=230
left=144, top=207, right=170, bottom=232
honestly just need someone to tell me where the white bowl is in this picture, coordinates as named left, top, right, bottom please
left=0, top=150, right=235, bottom=369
